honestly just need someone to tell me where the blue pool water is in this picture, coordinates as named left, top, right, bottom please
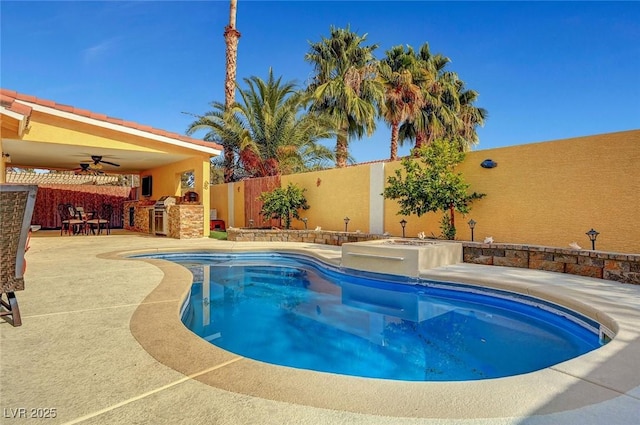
left=136, top=252, right=606, bottom=381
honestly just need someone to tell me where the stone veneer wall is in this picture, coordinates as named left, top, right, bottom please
left=227, top=229, right=640, bottom=284
left=123, top=201, right=153, bottom=233
left=462, top=242, right=640, bottom=284
left=228, top=228, right=389, bottom=245
left=168, top=204, right=204, bottom=239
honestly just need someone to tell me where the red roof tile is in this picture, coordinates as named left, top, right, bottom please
left=0, top=91, right=33, bottom=117
left=0, top=88, right=223, bottom=151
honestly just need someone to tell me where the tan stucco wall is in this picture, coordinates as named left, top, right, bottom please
left=232, top=182, right=245, bottom=228
left=209, top=181, right=244, bottom=228
left=455, top=130, right=639, bottom=253
left=210, top=184, right=229, bottom=223
left=386, top=130, right=640, bottom=253
left=145, top=156, right=211, bottom=236
left=22, top=112, right=172, bottom=154
left=282, top=166, right=371, bottom=232
left=211, top=130, right=639, bottom=253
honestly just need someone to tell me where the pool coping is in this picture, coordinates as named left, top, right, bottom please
left=116, top=244, right=640, bottom=420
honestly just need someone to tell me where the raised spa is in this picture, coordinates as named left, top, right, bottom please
left=139, top=252, right=609, bottom=381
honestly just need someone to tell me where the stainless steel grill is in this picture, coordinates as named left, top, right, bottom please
left=154, top=196, right=175, bottom=236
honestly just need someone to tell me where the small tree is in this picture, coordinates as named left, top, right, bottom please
left=383, top=138, right=485, bottom=239
left=259, top=183, right=310, bottom=229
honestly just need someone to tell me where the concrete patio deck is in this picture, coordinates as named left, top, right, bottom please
left=1, top=232, right=639, bottom=424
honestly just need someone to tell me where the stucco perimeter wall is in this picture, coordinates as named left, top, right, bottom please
left=213, top=130, right=640, bottom=254
left=463, top=130, right=638, bottom=253
left=386, top=130, right=639, bottom=254
left=210, top=183, right=229, bottom=223
left=281, top=166, right=371, bottom=233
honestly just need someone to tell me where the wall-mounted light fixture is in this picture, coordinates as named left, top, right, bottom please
left=468, top=219, right=476, bottom=241
left=481, top=159, right=497, bottom=168
left=344, top=216, right=350, bottom=232
left=586, top=228, right=599, bottom=250
left=400, top=219, right=407, bottom=238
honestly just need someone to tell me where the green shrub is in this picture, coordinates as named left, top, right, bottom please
left=259, top=183, right=310, bottom=229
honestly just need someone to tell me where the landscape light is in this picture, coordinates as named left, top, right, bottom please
left=400, top=219, right=407, bottom=238
left=468, top=219, right=476, bottom=242
left=586, top=228, right=599, bottom=250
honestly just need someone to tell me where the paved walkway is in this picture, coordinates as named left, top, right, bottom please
left=1, top=232, right=639, bottom=424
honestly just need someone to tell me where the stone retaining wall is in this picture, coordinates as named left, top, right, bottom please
left=227, top=229, right=640, bottom=284
left=462, top=242, right=640, bottom=284
left=228, top=228, right=388, bottom=245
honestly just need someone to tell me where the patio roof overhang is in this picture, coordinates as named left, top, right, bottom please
left=5, top=170, right=120, bottom=186
left=1, top=89, right=222, bottom=175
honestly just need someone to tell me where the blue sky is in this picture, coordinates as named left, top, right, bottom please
left=2, top=1, right=639, bottom=163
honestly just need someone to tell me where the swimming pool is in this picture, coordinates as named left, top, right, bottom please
left=137, top=251, right=608, bottom=381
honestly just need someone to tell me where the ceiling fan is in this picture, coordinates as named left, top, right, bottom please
left=89, top=155, right=120, bottom=167
left=74, top=163, right=103, bottom=175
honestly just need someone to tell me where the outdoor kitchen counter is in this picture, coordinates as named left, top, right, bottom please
left=123, top=201, right=155, bottom=234
left=123, top=201, right=204, bottom=238
left=167, top=203, right=204, bottom=239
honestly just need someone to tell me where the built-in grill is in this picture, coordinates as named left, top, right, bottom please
left=154, top=196, right=176, bottom=236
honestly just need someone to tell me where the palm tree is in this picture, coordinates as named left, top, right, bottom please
left=305, top=26, right=384, bottom=167
left=187, top=70, right=335, bottom=180
left=185, top=100, right=247, bottom=181
left=398, top=43, right=454, bottom=153
left=398, top=43, right=486, bottom=153
left=379, top=45, right=425, bottom=160
left=223, top=0, right=241, bottom=182
left=442, top=77, right=488, bottom=151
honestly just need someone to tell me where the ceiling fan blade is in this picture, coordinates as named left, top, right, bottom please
left=90, top=155, right=120, bottom=167
left=100, top=160, right=120, bottom=167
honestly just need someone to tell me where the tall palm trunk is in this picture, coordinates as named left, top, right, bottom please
left=336, top=132, right=349, bottom=168
left=223, top=0, right=241, bottom=182
left=390, top=121, right=399, bottom=160
left=414, top=131, right=426, bottom=154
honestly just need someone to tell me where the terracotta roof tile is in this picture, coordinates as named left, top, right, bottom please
left=20, top=94, right=37, bottom=102
left=73, top=108, right=92, bottom=117
left=0, top=91, right=33, bottom=117
left=0, top=88, right=223, bottom=151
left=12, top=102, right=33, bottom=117
left=39, top=99, right=56, bottom=107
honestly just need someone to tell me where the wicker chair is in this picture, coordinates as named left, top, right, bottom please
left=1, top=184, right=38, bottom=327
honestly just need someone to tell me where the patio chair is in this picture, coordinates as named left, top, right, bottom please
left=86, top=204, right=112, bottom=235
left=1, top=184, right=38, bottom=327
left=58, top=203, right=85, bottom=235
